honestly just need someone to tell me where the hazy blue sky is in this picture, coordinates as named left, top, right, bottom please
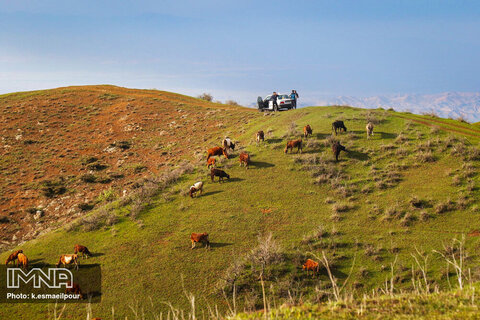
left=1, top=0, right=479, bottom=104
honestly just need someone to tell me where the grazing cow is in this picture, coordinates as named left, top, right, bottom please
left=65, top=282, right=83, bottom=299
left=189, top=181, right=204, bottom=198
left=5, top=249, right=23, bottom=266
left=302, top=259, right=320, bottom=276
left=17, top=253, right=28, bottom=270
left=303, top=125, right=313, bottom=138
left=332, top=141, right=347, bottom=161
left=332, top=120, right=347, bottom=135
left=207, top=157, right=216, bottom=168
left=207, top=147, right=228, bottom=160
left=284, top=139, right=303, bottom=154
left=222, top=137, right=236, bottom=154
left=256, top=131, right=265, bottom=143
left=210, top=168, right=230, bottom=182
left=56, top=254, right=79, bottom=270
left=74, top=244, right=92, bottom=259
left=239, top=152, right=250, bottom=169
left=190, top=232, right=210, bottom=249
left=366, top=122, right=374, bottom=138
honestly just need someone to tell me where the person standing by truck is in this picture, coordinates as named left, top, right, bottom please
left=290, top=90, right=299, bottom=109
left=271, top=91, right=279, bottom=111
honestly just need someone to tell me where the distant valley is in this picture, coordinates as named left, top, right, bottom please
left=305, top=92, right=480, bottom=123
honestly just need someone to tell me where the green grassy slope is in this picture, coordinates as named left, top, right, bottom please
left=1, top=105, right=480, bottom=319
left=235, top=285, right=480, bottom=320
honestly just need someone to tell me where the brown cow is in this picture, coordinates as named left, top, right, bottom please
left=65, top=281, right=83, bottom=299
left=303, top=125, right=313, bottom=138
left=56, top=254, right=79, bottom=270
left=302, top=258, right=320, bottom=276
left=256, top=131, right=265, bottom=143
left=17, top=253, right=28, bottom=270
left=284, top=139, right=303, bottom=154
left=332, top=141, right=347, bottom=161
left=207, top=147, right=228, bottom=160
left=239, top=152, right=250, bottom=169
left=74, top=244, right=92, bottom=259
left=190, top=232, right=210, bottom=249
left=5, top=250, right=23, bottom=266
left=210, top=168, right=230, bottom=182
left=207, top=157, right=216, bottom=168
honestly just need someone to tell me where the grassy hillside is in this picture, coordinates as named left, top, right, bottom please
left=0, top=85, right=255, bottom=248
left=1, top=90, right=480, bottom=319
left=235, top=285, right=480, bottom=319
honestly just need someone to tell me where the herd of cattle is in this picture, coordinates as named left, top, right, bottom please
left=188, top=119, right=376, bottom=275
left=3, top=119, right=376, bottom=301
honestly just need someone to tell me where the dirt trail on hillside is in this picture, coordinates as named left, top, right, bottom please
left=392, top=114, right=480, bottom=139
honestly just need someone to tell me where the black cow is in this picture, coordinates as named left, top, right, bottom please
left=332, top=121, right=347, bottom=135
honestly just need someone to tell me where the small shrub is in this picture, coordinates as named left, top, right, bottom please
left=82, top=212, right=104, bottom=232
left=409, top=196, right=431, bottom=209
left=105, top=212, right=119, bottom=226
left=305, top=139, right=321, bottom=150
left=97, top=188, right=117, bottom=202
left=41, top=178, right=67, bottom=198
left=435, top=199, right=455, bottom=214
left=416, top=151, right=436, bottom=163
left=457, top=116, right=469, bottom=123
left=324, top=197, right=335, bottom=204
left=250, top=233, right=283, bottom=268
left=364, top=244, right=376, bottom=256
left=87, top=163, right=108, bottom=171
left=332, top=202, right=352, bottom=213
left=422, top=111, right=439, bottom=118
left=197, top=93, right=213, bottom=101
left=284, top=121, right=299, bottom=138
left=225, top=100, right=240, bottom=106
left=431, top=126, right=440, bottom=134
left=78, top=203, right=95, bottom=211
left=330, top=212, right=341, bottom=222
left=110, top=140, right=131, bottom=150
left=395, top=134, right=408, bottom=144
left=80, top=174, right=97, bottom=183
left=420, top=211, right=431, bottom=221
left=400, top=212, right=416, bottom=227
left=380, top=144, right=396, bottom=151
left=451, top=175, right=462, bottom=186
left=383, top=205, right=402, bottom=221
left=396, top=147, right=409, bottom=156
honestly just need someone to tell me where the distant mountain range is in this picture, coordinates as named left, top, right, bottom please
left=305, top=92, right=480, bottom=123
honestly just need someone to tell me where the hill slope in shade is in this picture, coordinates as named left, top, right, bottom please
left=0, top=85, right=256, bottom=248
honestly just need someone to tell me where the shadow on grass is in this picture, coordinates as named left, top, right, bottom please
left=251, top=161, right=275, bottom=169
left=209, top=242, right=233, bottom=249
left=314, top=133, right=331, bottom=140
left=225, top=177, right=244, bottom=183
left=267, top=138, right=283, bottom=144
left=201, top=190, right=223, bottom=197
left=77, top=263, right=101, bottom=270
left=90, top=252, right=105, bottom=258
left=379, top=132, right=397, bottom=139
left=346, top=150, right=370, bottom=161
